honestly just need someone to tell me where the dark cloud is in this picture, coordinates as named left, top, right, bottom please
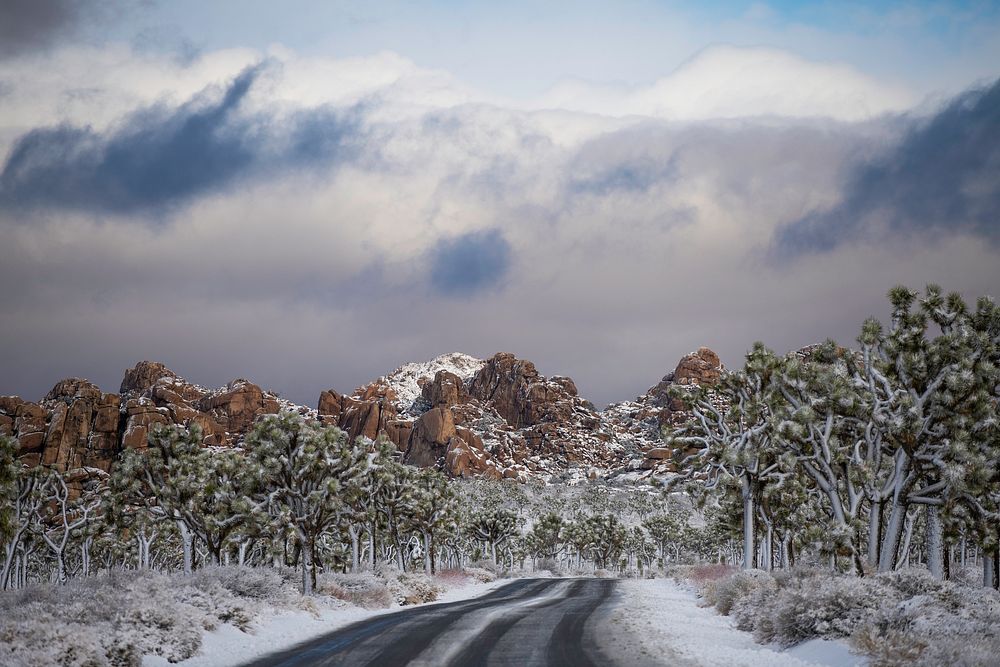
left=0, top=0, right=81, bottom=58
left=0, top=0, right=139, bottom=59
left=0, top=64, right=359, bottom=216
left=429, top=229, right=512, bottom=296
left=569, top=154, right=678, bottom=195
left=773, top=78, right=1000, bottom=257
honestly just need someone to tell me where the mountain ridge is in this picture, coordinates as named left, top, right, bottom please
left=0, top=348, right=724, bottom=484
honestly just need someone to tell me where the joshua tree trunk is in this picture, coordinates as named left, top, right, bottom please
left=926, top=505, right=944, bottom=579
left=741, top=475, right=755, bottom=570
left=178, top=522, right=194, bottom=575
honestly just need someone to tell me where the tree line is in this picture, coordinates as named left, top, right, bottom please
left=670, top=285, right=1000, bottom=586
left=2, top=413, right=720, bottom=594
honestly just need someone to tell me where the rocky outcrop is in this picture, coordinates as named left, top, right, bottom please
left=197, top=379, right=281, bottom=436
left=625, top=347, right=726, bottom=473
left=0, top=379, right=123, bottom=471
left=317, top=382, right=409, bottom=450
left=1, top=347, right=727, bottom=483
left=421, top=371, right=469, bottom=408
left=468, top=353, right=580, bottom=428
left=2, top=361, right=305, bottom=470
left=403, top=403, right=500, bottom=479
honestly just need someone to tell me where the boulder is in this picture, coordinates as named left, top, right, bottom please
left=121, top=398, right=170, bottom=450
left=197, top=379, right=281, bottom=435
left=33, top=379, right=122, bottom=472
left=317, top=382, right=405, bottom=448
left=404, top=406, right=457, bottom=467
left=421, top=370, right=468, bottom=408
left=469, top=353, right=578, bottom=428
left=672, top=347, right=723, bottom=386
left=120, top=361, right=178, bottom=396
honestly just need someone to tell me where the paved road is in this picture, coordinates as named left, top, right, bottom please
left=245, top=578, right=617, bottom=667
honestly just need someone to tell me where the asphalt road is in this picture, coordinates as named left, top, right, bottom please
left=244, top=578, right=617, bottom=667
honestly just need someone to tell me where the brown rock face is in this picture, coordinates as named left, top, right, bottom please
left=120, top=361, right=178, bottom=396
left=404, top=406, right=457, bottom=467
left=421, top=371, right=468, bottom=408
left=317, top=382, right=404, bottom=449
left=4, top=346, right=729, bottom=482
left=197, top=379, right=280, bottom=435
left=121, top=398, right=170, bottom=450
left=630, top=346, right=726, bottom=473
left=645, top=347, right=724, bottom=416
left=404, top=405, right=500, bottom=478
left=469, top=353, right=577, bottom=428
left=672, top=347, right=722, bottom=386
left=14, top=379, right=125, bottom=472
left=3, top=361, right=306, bottom=471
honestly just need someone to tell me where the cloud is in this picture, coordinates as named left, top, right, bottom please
left=773, top=77, right=1000, bottom=257
left=428, top=229, right=512, bottom=296
left=536, top=45, right=916, bottom=122
left=0, top=44, right=996, bottom=410
left=0, top=63, right=360, bottom=216
left=0, top=0, right=83, bottom=58
left=0, top=0, right=138, bottom=59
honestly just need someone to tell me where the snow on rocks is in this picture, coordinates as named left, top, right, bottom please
left=604, top=578, right=866, bottom=667
left=378, top=352, right=486, bottom=415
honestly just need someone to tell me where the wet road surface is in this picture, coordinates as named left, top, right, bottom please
left=244, top=578, right=617, bottom=667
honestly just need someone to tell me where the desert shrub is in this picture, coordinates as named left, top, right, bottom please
left=464, top=566, right=498, bottom=583
left=852, top=577, right=1000, bottom=667
left=0, top=620, right=113, bottom=667
left=710, top=570, right=775, bottom=616
left=536, top=558, right=563, bottom=575
left=389, top=571, right=441, bottom=605
left=755, top=571, right=885, bottom=646
left=875, top=568, right=947, bottom=598
left=434, top=568, right=470, bottom=585
left=193, top=566, right=286, bottom=601
left=468, top=558, right=502, bottom=574
left=852, top=626, right=927, bottom=667
left=318, top=572, right=393, bottom=608
left=687, top=563, right=738, bottom=585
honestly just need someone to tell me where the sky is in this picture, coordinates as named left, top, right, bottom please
left=0, top=0, right=998, bottom=408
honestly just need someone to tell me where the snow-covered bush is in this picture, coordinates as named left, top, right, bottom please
left=754, top=570, right=885, bottom=646
left=319, top=571, right=393, bottom=608
left=0, top=567, right=315, bottom=666
left=468, top=558, right=501, bottom=575
left=434, top=568, right=470, bottom=585
left=853, top=572, right=1000, bottom=667
left=464, top=566, right=498, bottom=582
left=536, top=557, right=563, bottom=576
left=384, top=568, right=441, bottom=605
left=192, top=565, right=288, bottom=601
left=695, top=565, right=1000, bottom=665
left=708, top=569, right=775, bottom=616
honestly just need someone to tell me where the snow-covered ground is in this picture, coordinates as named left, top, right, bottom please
left=143, top=577, right=505, bottom=667
left=603, top=578, right=866, bottom=667
left=143, top=575, right=868, bottom=667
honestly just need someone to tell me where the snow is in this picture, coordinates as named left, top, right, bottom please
left=142, top=576, right=504, bottom=667
left=604, top=578, right=867, bottom=667
left=377, top=352, right=485, bottom=414
left=142, top=605, right=382, bottom=667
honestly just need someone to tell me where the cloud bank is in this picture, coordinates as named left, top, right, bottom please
left=0, top=44, right=997, bottom=409
left=774, top=78, right=1000, bottom=256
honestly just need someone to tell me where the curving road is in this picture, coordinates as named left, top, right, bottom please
left=244, top=578, right=617, bottom=667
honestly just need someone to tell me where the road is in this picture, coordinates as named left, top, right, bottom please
left=245, top=578, right=618, bottom=667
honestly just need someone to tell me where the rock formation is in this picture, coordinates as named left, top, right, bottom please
left=1, top=347, right=726, bottom=483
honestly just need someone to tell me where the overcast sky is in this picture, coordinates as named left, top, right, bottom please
left=0, top=0, right=998, bottom=408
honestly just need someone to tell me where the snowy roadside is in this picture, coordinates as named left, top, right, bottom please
left=602, top=578, right=866, bottom=667
left=142, top=577, right=506, bottom=667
